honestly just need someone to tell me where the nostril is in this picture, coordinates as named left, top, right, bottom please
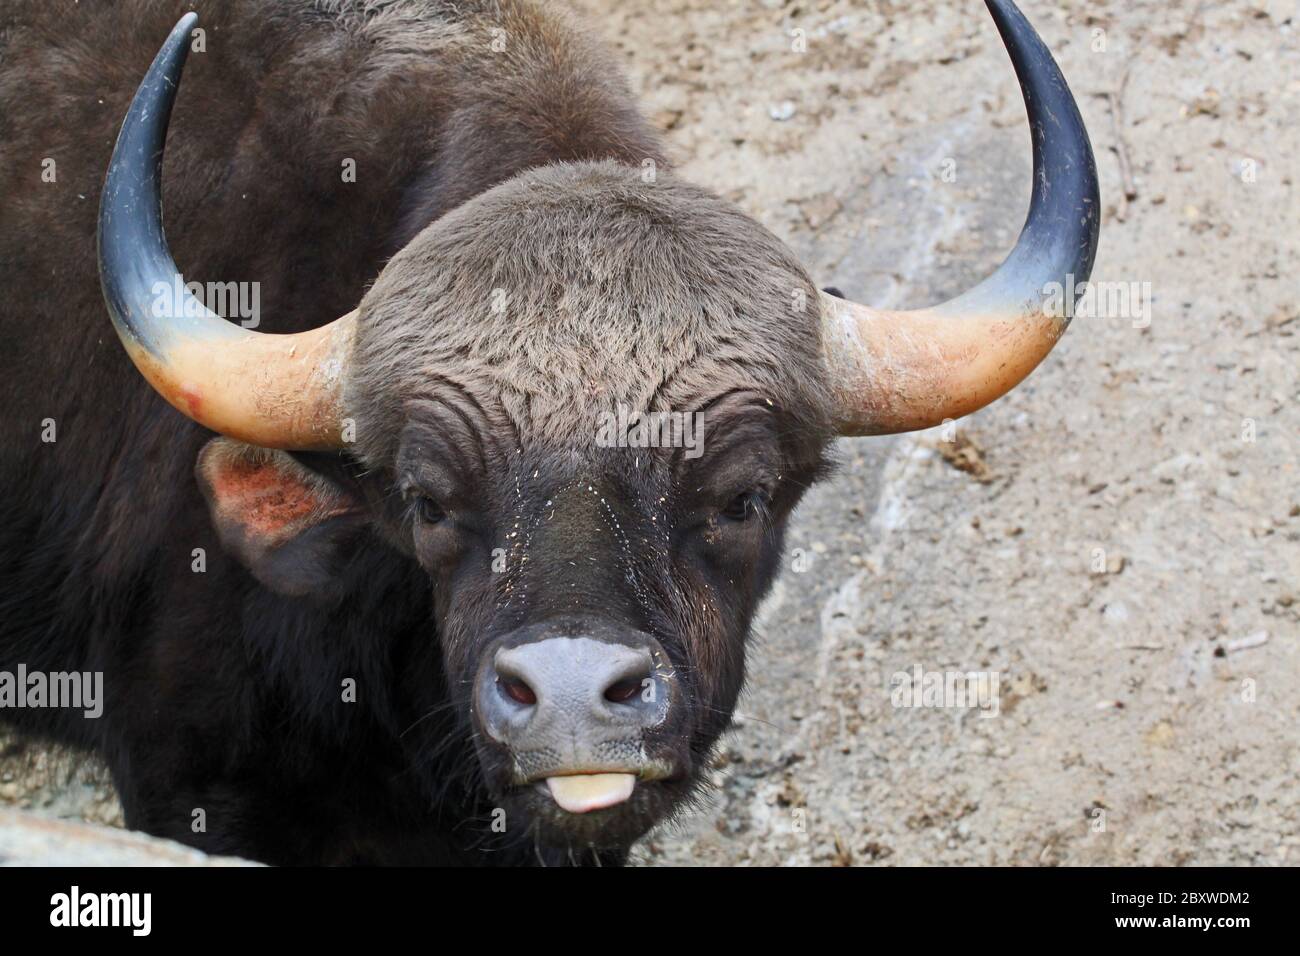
left=604, top=677, right=646, bottom=704
left=498, top=676, right=537, bottom=707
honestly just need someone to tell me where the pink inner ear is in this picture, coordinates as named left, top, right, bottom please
left=206, top=454, right=346, bottom=545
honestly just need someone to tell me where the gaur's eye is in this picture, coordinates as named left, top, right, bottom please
left=721, top=491, right=765, bottom=523
left=415, top=495, right=446, bottom=525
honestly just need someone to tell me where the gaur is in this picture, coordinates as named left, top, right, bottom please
left=0, top=0, right=1097, bottom=864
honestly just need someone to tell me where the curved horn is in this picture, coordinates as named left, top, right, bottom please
left=98, top=13, right=354, bottom=450
left=822, top=0, right=1100, bottom=435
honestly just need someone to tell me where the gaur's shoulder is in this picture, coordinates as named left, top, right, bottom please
left=0, top=0, right=614, bottom=86
left=0, top=0, right=664, bottom=239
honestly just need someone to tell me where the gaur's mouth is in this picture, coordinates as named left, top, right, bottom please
left=532, top=766, right=680, bottom=814
left=542, top=773, right=637, bottom=814
left=495, top=762, right=690, bottom=849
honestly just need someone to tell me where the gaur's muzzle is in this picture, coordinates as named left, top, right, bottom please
left=474, top=619, right=680, bottom=814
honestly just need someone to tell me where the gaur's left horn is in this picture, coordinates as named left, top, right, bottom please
left=98, top=13, right=354, bottom=450
left=822, top=0, right=1100, bottom=436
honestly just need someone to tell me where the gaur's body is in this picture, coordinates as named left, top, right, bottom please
left=2, top=0, right=682, bottom=865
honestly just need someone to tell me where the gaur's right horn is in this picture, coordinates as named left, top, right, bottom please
left=98, top=13, right=355, bottom=450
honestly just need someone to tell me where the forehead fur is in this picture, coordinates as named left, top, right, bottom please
left=349, top=160, right=832, bottom=461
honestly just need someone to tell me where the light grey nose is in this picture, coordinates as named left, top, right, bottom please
left=476, top=635, right=672, bottom=778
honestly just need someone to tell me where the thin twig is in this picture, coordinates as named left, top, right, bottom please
left=1103, top=62, right=1137, bottom=222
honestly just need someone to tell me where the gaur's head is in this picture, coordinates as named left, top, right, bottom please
left=98, top=3, right=1097, bottom=851
left=346, top=163, right=837, bottom=844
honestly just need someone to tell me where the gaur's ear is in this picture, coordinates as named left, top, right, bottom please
left=196, top=439, right=368, bottom=598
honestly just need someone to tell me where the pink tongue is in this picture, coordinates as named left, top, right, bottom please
left=545, top=773, right=637, bottom=814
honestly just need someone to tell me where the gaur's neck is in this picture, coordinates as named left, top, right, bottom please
left=383, top=8, right=669, bottom=251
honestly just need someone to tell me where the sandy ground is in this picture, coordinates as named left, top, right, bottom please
left=3, top=0, right=1297, bottom=865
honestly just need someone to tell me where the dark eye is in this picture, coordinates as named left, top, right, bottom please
left=721, top=491, right=763, bottom=522
left=415, top=495, right=446, bottom=525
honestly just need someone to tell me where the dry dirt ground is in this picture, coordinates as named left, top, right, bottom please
left=2, top=0, right=1297, bottom=866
